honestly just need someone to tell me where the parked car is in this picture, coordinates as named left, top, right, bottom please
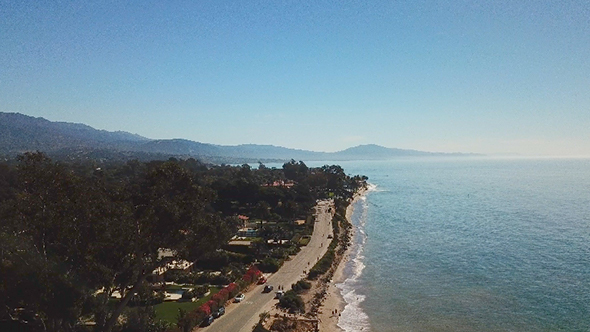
left=234, top=293, right=245, bottom=302
left=257, top=277, right=267, bottom=284
left=263, top=285, right=274, bottom=293
left=275, top=290, right=284, bottom=299
left=212, top=306, right=225, bottom=318
left=201, top=315, right=214, bottom=327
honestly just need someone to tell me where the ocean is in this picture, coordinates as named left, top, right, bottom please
left=334, top=158, right=590, bottom=332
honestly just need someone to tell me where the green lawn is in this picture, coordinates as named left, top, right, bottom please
left=298, top=237, right=310, bottom=246
left=154, top=287, right=220, bottom=324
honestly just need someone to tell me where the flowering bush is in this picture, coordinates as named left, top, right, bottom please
left=242, top=265, right=262, bottom=283
left=226, top=282, right=239, bottom=297
left=212, top=288, right=230, bottom=307
left=205, top=299, right=218, bottom=313
left=198, top=302, right=211, bottom=317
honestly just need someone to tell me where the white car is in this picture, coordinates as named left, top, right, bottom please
left=234, top=293, right=245, bottom=302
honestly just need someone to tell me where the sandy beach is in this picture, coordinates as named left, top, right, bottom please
left=317, top=189, right=366, bottom=332
left=245, top=189, right=367, bottom=332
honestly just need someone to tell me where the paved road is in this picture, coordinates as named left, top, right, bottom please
left=201, top=200, right=334, bottom=332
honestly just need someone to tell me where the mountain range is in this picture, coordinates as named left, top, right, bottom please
left=0, top=112, right=475, bottom=163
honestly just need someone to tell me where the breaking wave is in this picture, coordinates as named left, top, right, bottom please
left=336, top=187, right=374, bottom=331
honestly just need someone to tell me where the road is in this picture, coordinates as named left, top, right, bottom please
left=202, top=200, right=334, bottom=332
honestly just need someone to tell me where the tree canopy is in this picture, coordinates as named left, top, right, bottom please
left=0, top=154, right=367, bottom=332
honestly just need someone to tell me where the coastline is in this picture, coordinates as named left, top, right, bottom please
left=318, top=188, right=367, bottom=332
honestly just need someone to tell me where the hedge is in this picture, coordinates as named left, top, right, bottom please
left=174, top=268, right=257, bottom=331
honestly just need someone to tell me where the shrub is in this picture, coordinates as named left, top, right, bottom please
left=181, top=290, right=194, bottom=300
left=252, top=322, right=271, bottom=332
left=199, top=305, right=210, bottom=317
left=194, top=272, right=231, bottom=285
left=205, top=299, right=218, bottom=313
left=193, top=284, right=209, bottom=298
left=242, top=265, right=262, bottom=284
left=226, top=282, right=239, bottom=298
left=308, top=249, right=335, bottom=280
left=291, top=280, right=311, bottom=293
left=278, top=290, right=305, bottom=313
left=211, top=288, right=230, bottom=307
left=164, top=269, right=189, bottom=283
left=258, top=257, right=281, bottom=273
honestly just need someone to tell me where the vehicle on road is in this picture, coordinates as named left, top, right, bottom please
left=212, top=306, right=225, bottom=318
left=234, top=293, right=245, bottom=302
left=263, top=285, right=274, bottom=293
left=201, top=315, right=214, bottom=327
left=275, top=290, right=284, bottom=299
left=257, top=276, right=267, bottom=284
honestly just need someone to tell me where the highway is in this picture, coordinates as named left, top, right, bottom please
left=202, top=200, right=334, bottom=332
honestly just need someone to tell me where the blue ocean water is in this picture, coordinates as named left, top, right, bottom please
left=336, top=158, right=590, bottom=332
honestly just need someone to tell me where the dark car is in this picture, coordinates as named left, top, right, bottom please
left=201, top=315, right=214, bottom=327
left=212, top=306, right=225, bottom=318
left=263, top=285, right=274, bottom=293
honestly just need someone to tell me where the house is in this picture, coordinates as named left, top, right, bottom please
left=238, top=215, right=250, bottom=228
left=237, top=227, right=259, bottom=238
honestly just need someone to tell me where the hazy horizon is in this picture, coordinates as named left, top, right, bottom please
left=2, top=1, right=589, bottom=157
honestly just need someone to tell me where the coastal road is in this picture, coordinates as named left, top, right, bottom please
left=201, top=200, right=335, bottom=332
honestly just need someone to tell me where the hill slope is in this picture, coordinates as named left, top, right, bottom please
left=0, top=112, right=475, bottom=162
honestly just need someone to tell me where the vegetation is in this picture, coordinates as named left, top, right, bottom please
left=291, top=280, right=312, bottom=294
left=278, top=290, right=305, bottom=313
left=308, top=201, right=352, bottom=280
left=154, top=287, right=219, bottom=324
left=0, top=153, right=367, bottom=331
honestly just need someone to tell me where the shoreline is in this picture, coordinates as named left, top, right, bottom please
left=318, top=188, right=367, bottom=332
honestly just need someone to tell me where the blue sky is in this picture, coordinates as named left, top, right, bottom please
left=2, top=1, right=589, bottom=156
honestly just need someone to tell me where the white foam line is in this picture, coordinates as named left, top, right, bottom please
left=336, top=193, right=372, bottom=331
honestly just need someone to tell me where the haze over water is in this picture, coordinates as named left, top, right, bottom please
left=337, top=158, right=590, bottom=331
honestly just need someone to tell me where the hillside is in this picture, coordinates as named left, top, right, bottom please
left=0, top=112, right=475, bottom=162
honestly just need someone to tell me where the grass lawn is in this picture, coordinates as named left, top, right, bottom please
left=298, top=237, right=310, bottom=246
left=155, top=287, right=220, bottom=324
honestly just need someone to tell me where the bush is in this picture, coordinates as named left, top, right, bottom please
left=120, top=306, right=170, bottom=332
left=193, top=284, right=209, bottom=298
left=164, top=269, right=189, bottom=283
left=278, top=290, right=305, bottom=313
left=194, top=272, right=231, bottom=285
left=252, top=322, right=271, bottom=332
left=308, top=249, right=335, bottom=280
left=181, top=290, right=194, bottom=300
left=258, top=257, right=281, bottom=273
left=226, top=282, right=239, bottom=298
left=242, top=265, right=262, bottom=284
left=129, top=290, right=165, bottom=306
left=211, top=288, right=230, bottom=307
left=291, top=280, right=311, bottom=294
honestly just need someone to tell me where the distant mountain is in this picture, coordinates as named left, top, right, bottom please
left=327, top=144, right=431, bottom=159
left=0, top=112, right=149, bottom=154
left=0, top=112, right=477, bottom=163
left=327, top=144, right=469, bottom=160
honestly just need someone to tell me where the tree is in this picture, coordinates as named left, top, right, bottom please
left=0, top=153, right=235, bottom=332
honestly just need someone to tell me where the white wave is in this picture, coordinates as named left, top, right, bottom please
left=336, top=192, right=372, bottom=331
left=338, top=288, right=371, bottom=331
left=366, top=182, right=389, bottom=193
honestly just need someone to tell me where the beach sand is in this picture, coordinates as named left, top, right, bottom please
left=318, top=189, right=366, bottom=332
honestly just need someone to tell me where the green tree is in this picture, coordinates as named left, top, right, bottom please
left=0, top=153, right=235, bottom=332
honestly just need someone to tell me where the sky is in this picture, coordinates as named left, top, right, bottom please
left=1, top=1, right=589, bottom=156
